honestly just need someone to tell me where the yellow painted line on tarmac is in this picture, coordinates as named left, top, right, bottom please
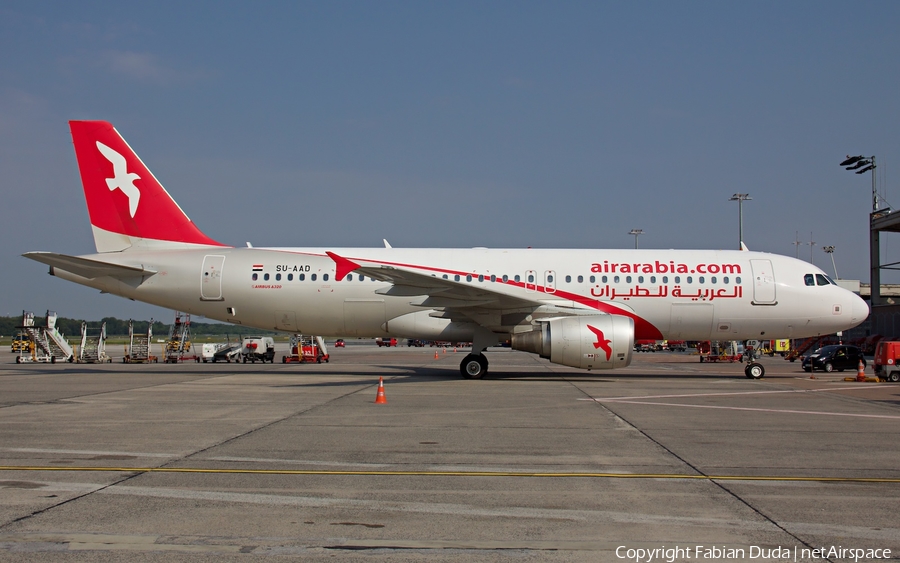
left=1, top=465, right=899, bottom=483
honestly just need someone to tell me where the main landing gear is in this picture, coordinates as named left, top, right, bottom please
left=460, top=354, right=488, bottom=379
left=744, top=362, right=765, bottom=379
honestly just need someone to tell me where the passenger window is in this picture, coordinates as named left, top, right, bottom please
left=711, top=276, right=716, bottom=284
left=455, top=274, right=460, bottom=282
left=502, top=274, right=508, bottom=282
left=723, top=276, right=729, bottom=284
left=698, top=276, right=704, bottom=284
left=662, top=276, right=668, bottom=283
left=589, top=275, right=596, bottom=283
left=358, top=275, right=364, bottom=281
left=528, top=274, right=534, bottom=283
left=638, top=276, right=644, bottom=283
left=346, top=274, right=352, bottom=281
left=311, top=273, right=317, bottom=281
left=626, top=276, right=632, bottom=283
left=478, top=275, right=484, bottom=282
left=602, top=275, right=608, bottom=283
left=514, top=275, right=521, bottom=282
left=323, top=274, right=329, bottom=281
left=442, top=274, right=448, bottom=280
left=299, top=273, right=305, bottom=281
left=736, top=276, right=741, bottom=284
left=466, top=274, right=472, bottom=282
left=650, top=276, right=656, bottom=283
left=276, top=273, right=281, bottom=281
left=264, top=273, right=270, bottom=281
left=490, top=274, right=496, bottom=282
left=252, top=273, right=258, bottom=281
left=565, top=275, right=572, bottom=283
left=614, top=276, right=620, bottom=283
left=288, top=273, right=293, bottom=281
left=547, top=274, right=554, bottom=282
left=577, top=275, right=583, bottom=283
left=686, top=276, right=692, bottom=284
left=816, top=274, right=830, bottom=286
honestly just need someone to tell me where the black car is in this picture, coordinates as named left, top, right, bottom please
left=802, top=345, right=865, bottom=373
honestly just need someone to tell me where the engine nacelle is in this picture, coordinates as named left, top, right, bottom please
left=511, top=315, right=634, bottom=370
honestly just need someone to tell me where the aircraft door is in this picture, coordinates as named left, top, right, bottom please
left=750, top=259, right=776, bottom=304
left=200, top=255, right=226, bottom=301
left=525, top=270, right=537, bottom=292
left=544, top=270, right=556, bottom=294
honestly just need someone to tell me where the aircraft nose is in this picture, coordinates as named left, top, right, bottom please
left=850, top=293, right=870, bottom=324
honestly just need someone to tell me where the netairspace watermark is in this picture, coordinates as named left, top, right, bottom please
left=615, top=545, right=892, bottom=562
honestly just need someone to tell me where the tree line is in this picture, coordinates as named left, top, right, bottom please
left=0, top=315, right=272, bottom=337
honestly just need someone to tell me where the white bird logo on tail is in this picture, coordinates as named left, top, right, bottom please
left=96, top=141, right=141, bottom=218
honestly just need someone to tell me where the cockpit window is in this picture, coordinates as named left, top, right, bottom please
left=823, top=274, right=837, bottom=285
left=816, top=274, right=831, bottom=286
left=804, top=274, right=815, bottom=286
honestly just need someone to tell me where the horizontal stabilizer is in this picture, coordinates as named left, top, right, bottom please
left=22, top=252, right=156, bottom=280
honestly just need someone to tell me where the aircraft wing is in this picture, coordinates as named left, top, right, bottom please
left=22, top=252, right=157, bottom=280
left=325, top=251, right=603, bottom=333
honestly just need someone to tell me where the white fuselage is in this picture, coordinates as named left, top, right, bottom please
left=51, top=246, right=869, bottom=342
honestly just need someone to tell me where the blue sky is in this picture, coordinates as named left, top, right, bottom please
left=2, top=2, right=899, bottom=321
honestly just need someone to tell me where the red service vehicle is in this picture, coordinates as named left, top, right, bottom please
left=873, top=341, right=900, bottom=382
left=334, top=339, right=345, bottom=348
left=283, top=335, right=329, bottom=364
left=376, top=337, right=397, bottom=347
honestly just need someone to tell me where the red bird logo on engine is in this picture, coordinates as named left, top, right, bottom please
left=587, top=325, right=613, bottom=360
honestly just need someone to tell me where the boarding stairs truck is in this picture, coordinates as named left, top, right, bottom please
left=124, top=319, right=157, bottom=363
left=78, top=321, right=111, bottom=363
left=165, top=311, right=196, bottom=363
left=16, top=311, right=74, bottom=364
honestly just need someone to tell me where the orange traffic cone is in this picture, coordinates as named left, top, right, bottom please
left=856, top=359, right=866, bottom=382
left=453, top=347, right=457, bottom=353
left=442, top=347, right=446, bottom=354
left=375, top=377, right=387, bottom=404
left=434, top=351, right=439, bottom=359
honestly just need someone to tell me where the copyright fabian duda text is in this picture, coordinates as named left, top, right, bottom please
left=615, top=545, right=892, bottom=562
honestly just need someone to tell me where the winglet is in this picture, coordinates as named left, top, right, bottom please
left=326, top=251, right=361, bottom=281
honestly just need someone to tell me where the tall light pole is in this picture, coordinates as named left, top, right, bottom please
left=629, top=229, right=643, bottom=249
left=841, top=154, right=879, bottom=304
left=823, top=245, right=838, bottom=279
left=840, top=155, right=877, bottom=211
left=729, top=193, right=751, bottom=249
left=807, top=232, right=816, bottom=264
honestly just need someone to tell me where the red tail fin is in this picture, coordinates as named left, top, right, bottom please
left=69, top=121, right=224, bottom=252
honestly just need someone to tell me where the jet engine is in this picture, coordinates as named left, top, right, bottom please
left=510, top=315, right=634, bottom=370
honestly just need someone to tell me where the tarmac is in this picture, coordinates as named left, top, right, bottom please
left=0, top=344, right=898, bottom=562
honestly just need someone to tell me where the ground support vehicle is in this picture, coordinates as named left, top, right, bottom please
left=212, top=340, right=242, bottom=362
left=123, top=319, right=158, bottom=363
left=242, top=336, right=275, bottom=363
left=873, top=341, right=900, bottom=382
left=697, top=341, right=742, bottom=363
left=77, top=321, right=111, bottom=363
left=16, top=311, right=74, bottom=364
left=282, top=335, right=329, bottom=363
left=376, top=337, right=397, bottom=347
left=164, top=311, right=197, bottom=363
left=199, top=343, right=231, bottom=363
left=11, top=332, right=33, bottom=353
left=802, top=344, right=866, bottom=373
